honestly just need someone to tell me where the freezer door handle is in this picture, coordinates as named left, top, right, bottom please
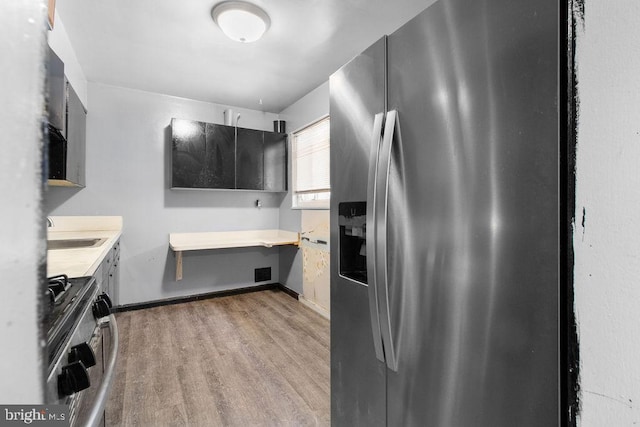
left=376, top=109, right=400, bottom=372
left=366, top=112, right=386, bottom=362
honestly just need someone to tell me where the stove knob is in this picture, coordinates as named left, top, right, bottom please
left=69, top=343, right=96, bottom=368
left=99, top=293, right=113, bottom=309
left=92, top=299, right=111, bottom=319
left=58, top=361, right=90, bottom=398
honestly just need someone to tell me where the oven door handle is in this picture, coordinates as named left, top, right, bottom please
left=86, top=314, right=119, bottom=427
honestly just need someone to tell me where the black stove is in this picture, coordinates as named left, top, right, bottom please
left=45, top=274, right=97, bottom=367
left=45, top=271, right=118, bottom=427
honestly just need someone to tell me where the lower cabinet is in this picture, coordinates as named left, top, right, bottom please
left=95, top=239, right=120, bottom=306
left=171, top=118, right=287, bottom=191
left=107, top=240, right=120, bottom=306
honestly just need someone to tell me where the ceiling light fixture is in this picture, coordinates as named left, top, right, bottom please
left=211, top=1, right=271, bottom=43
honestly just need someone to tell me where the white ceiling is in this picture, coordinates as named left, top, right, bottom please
left=56, top=0, right=434, bottom=113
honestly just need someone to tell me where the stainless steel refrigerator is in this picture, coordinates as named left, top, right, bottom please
left=329, top=0, right=560, bottom=425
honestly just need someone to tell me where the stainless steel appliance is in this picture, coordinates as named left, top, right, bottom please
left=330, top=0, right=560, bottom=425
left=45, top=275, right=119, bottom=427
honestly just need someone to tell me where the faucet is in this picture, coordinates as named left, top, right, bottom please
left=47, top=217, right=54, bottom=228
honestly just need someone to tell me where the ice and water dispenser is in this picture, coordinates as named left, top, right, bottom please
left=338, top=202, right=368, bottom=284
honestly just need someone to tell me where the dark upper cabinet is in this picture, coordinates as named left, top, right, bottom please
left=171, top=119, right=207, bottom=188
left=47, top=46, right=86, bottom=187
left=47, top=47, right=66, bottom=133
left=63, top=83, right=86, bottom=186
left=172, top=119, right=236, bottom=189
left=205, top=123, right=235, bottom=188
left=171, top=118, right=287, bottom=191
left=236, top=128, right=264, bottom=190
left=263, top=132, right=287, bottom=192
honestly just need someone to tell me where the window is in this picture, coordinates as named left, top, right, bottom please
left=292, top=116, right=330, bottom=209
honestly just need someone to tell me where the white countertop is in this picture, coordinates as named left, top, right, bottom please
left=168, top=229, right=299, bottom=281
left=47, top=216, right=123, bottom=278
left=169, top=229, right=299, bottom=251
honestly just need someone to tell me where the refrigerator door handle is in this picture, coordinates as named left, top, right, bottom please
left=376, top=109, right=400, bottom=372
left=366, top=112, right=386, bottom=362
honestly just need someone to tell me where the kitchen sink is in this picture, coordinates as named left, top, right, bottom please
left=48, top=238, right=107, bottom=250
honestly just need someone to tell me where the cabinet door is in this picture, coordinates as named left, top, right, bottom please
left=236, top=128, right=264, bottom=190
left=205, top=123, right=235, bottom=188
left=102, top=252, right=112, bottom=294
left=47, top=47, right=66, bottom=132
left=108, top=261, right=118, bottom=306
left=108, top=241, right=120, bottom=306
left=171, top=119, right=207, bottom=188
left=263, top=131, right=287, bottom=192
left=65, top=82, right=86, bottom=186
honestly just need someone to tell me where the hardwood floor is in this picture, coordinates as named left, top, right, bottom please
left=106, top=289, right=330, bottom=426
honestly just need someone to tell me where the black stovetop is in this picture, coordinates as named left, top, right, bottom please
left=45, top=275, right=96, bottom=366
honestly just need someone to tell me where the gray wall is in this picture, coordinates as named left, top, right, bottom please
left=277, top=82, right=330, bottom=294
left=44, top=82, right=284, bottom=305
left=48, top=14, right=87, bottom=107
left=45, top=11, right=330, bottom=302
left=0, top=1, right=46, bottom=402
left=573, top=0, right=640, bottom=424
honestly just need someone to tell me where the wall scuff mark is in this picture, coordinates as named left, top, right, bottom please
left=582, top=390, right=634, bottom=409
left=300, top=210, right=331, bottom=314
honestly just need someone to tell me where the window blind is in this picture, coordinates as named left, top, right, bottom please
left=293, top=117, right=330, bottom=193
